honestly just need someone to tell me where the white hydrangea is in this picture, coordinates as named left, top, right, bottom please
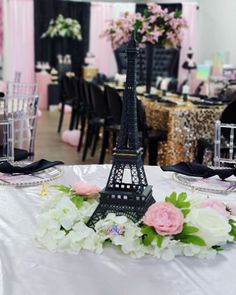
left=35, top=194, right=99, bottom=252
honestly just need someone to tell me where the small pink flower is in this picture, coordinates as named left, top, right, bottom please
left=143, top=202, right=184, bottom=235
left=202, top=199, right=230, bottom=219
left=72, top=181, right=101, bottom=198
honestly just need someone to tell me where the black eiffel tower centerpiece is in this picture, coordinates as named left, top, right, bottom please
left=87, top=33, right=155, bottom=228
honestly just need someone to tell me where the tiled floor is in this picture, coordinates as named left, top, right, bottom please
left=34, top=110, right=109, bottom=165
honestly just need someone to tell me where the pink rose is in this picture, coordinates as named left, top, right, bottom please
left=202, top=199, right=230, bottom=219
left=72, top=181, right=101, bottom=198
left=143, top=202, right=184, bottom=235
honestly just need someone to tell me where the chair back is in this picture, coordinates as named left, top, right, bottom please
left=89, top=83, right=108, bottom=118
left=3, top=94, right=39, bottom=160
left=104, top=86, right=122, bottom=125
left=59, top=75, right=76, bottom=102
left=220, top=98, right=236, bottom=141
left=214, top=120, right=236, bottom=167
left=6, top=82, right=38, bottom=96
left=80, top=79, right=93, bottom=111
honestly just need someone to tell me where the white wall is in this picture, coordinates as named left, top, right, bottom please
left=152, top=0, right=236, bottom=66
left=196, top=0, right=236, bottom=66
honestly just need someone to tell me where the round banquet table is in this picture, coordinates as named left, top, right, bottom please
left=1, top=164, right=236, bottom=295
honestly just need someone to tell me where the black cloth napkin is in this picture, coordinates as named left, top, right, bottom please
left=0, top=159, right=64, bottom=175
left=161, top=162, right=236, bottom=180
left=191, top=100, right=223, bottom=106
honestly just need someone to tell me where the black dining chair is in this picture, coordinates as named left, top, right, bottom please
left=77, top=79, right=92, bottom=152
left=81, top=83, right=109, bottom=162
left=68, top=77, right=82, bottom=131
left=99, top=85, right=123, bottom=164
left=57, top=75, right=77, bottom=133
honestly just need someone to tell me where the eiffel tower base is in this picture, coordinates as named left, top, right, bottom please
left=87, top=185, right=155, bottom=229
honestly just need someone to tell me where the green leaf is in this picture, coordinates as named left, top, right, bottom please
left=175, top=9, right=182, bottom=18
left=71, top=194, right=87, bottom=201
left=51, top=184, right=71, bottom=194
left=71, top=196, right=84, bottom=209
left=229, top=219, right=236, bottom=240
left=156, top=234, right=164, bottom=248
left=182, top=209, right=191, bottom=217
left=141, top=225, right=156, bottom=246
left=229, top=218, right=236, bottom=224
left=165, top=192, right=177, bottom=206
left=176, top=200, right=191, bottom=209
left=179, top=235, right=206, bottom=246
left=177, top=192, right=187, bottom=202
left=212, top=245, right=224, bottom=252
left=181, top=224, right=199, bottom=235
left=60, top=226, right=71, bottom=235
left=165, top=192, right=190, bottom=209
left=143, top=8, right=149, bottom=18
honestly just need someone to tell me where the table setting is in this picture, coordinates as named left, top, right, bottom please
left=1, top=162, right=236, bottom=295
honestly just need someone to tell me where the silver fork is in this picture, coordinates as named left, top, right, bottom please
left=226, top=183, right=236, bottom=192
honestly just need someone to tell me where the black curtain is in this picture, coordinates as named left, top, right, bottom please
left=34, top=0, right=90, bottom=76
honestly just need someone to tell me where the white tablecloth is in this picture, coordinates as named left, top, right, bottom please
left=1, top=165, right=236, bottom=295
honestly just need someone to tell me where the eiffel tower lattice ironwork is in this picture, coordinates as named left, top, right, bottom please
left=87, top=34, right=155, bottom=228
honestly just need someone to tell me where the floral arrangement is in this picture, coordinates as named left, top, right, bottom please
left=102, top=3, right=187, bottom=50
left=35, top=180, right=236, bottom=261
left=42, top=14, right=82, bottom=40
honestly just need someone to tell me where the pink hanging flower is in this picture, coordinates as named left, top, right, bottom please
left=101, top=4, right=187, bottom=49
left=72, top=181, right=101, bottom=199
left=147, top=3, right=165, bottom=16
left=143, top=202, right=184, bottom=235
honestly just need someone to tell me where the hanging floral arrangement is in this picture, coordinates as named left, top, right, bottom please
left=102, top=3, right=187, bottom=50
left=42, top=14, right=82, bottom=41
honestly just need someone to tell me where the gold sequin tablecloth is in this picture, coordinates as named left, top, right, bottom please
left=142, top=97, right=224, bottom=165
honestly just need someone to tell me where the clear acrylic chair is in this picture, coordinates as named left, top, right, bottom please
left=0, top=118, right=14, bottom=162
left=214, top=120, right=236, bottom=167
left=6, top=82, right=38, bottom=96
left=2, top=94, right=39, bottom=161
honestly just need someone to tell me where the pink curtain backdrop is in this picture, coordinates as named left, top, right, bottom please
left=89, top=3, right=136, bottom=77
left=7, top=0, right=35, bottom=83
left=178, top=2, right=198, bottom=91
left=35, top=72, right=51, bottom=109
left=89, top=2, right=116, bottom=76
left=0, top=0, right=3, bottom=57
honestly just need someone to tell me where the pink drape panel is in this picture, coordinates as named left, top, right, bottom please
left=89, top=3, right=116, bottom=76
left=178, top=2, right=198, bottom=90
left=36, top=72, right=51, bottom=109
left=0, top=0, right=3, bottom=57
left=89, top=3, right=135, bottom=77
left=7, top=0, right=34, bottom=83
